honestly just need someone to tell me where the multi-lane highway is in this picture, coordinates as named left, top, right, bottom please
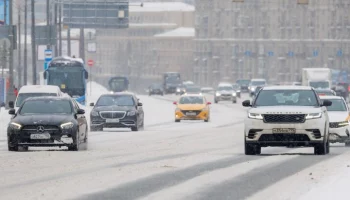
left=0, top=82, right=349, bottom=200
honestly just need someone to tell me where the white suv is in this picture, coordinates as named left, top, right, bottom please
left=243, top=86, right=332, bottom=155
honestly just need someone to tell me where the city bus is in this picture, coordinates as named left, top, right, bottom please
left=43, top=56, right=88, bottom=105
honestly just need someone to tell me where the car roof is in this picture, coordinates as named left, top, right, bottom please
left=102, top=92, right=135, bottom=96
left=181, top=94, right=203, bottom=97
left=218, top=83, right=233, bottom=87
left=262, top=86, right=313, bottom=90
left=251, top=79, right=266, bottom=81
left=319, top=96, right=344, bottom=100
left=19, top=85, right=60, bottom=93
left=26, top=96, right=71, bottom=101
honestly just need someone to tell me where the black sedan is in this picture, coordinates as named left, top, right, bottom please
left=90, top=92, right=144, bottom=132
left=7, top=97, right=88, bottom=151
left=149, top=83, right=164, bottom=96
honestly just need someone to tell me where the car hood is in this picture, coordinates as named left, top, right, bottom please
left=178, top=104, right=206, bottom=110
left=217, top=90, right=234, bottom=94
left=93, top=105, right=135, bottom=112
left=13, top=114, right=73, bottom=126
left=249, top=106, right=322, bottom=114
left=328, top=111, right=349, bottom=122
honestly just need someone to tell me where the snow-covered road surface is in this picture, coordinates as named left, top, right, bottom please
left=0, top=82, right=350, bottom=200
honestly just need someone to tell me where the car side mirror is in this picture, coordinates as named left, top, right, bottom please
left=77, top=109, right=85, bottom=114
left=242, top=100, right=251, bottom=107
left=173, top=101, right=177, bottom=105
left=8, top=109, right=15, bottom=115
left=85, top=71, right=89, bottom=79
left=207, top=102, right=211, bottom=105
left=9, top=101, right=14, bottom=108
left=322, top=100, right=332, bottom=107
left=89, top=102, right=94, bottom=107
left=138, top=102, right=143, bottom=106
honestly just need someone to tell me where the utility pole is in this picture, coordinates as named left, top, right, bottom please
left=17, top=3, right=22, bottom=87
left=7, top=0, right=14, bottom=102
left=54, top=2, right=58, bottom=56
left=67, top=27, right=71, bottom=56
left=31, top=0, right=37, bottom=84
left=24, top=0, right=28, bottom=85
left=46, top=0, right=51, bottom=50
left=3, top=0, right=7, bottom=78
left=58, top=2, right=62, bottom=56
left=79, top=28, right=85, bottom=61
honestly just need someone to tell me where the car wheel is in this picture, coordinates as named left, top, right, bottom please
left=244, top=137, right=261, bottom=155
left=8, top=136, right=18, bottom=151
left=345, top=142, right=350, bottom=147
left=68, top=132, right=80, bottom=151
left=131, top=126, right=139, bottom=131
left=204, top=118, right=209, bottom=122
left=215, top=100, right=218, bottom=104
left=175, top=119, right=181, bottom=122
left=314, top=140, right=328, bottom=155
left=233, top=100, right=237, bottom=103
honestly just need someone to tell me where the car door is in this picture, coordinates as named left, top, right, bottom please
left=72, top=100, right=86, bottom=139
left=135, top=96, right=144, bottom=126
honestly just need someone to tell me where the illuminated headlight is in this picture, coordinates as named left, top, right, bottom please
left=337, top=121, right=349, bottom=127
left=9, top=122, right=22, bottom=130
left=91, top=111, right=99, bottom=117
left=216, top=92, right=221, bottom=96
left=250, top=87, right=256, bottom=91
left=237, top=90, right=241, bottom=93
left=110, top=91, right=114, bottom=94
left=232, top=92, right=237, bottom=96
left=127, top=111, right=136, bottom=116
left=176, top=88, right=181, bottom=92
left=60, top=122, right=74, bottom=129
left=248, top=113, right=263, bottom=120
left=305, top=113, right=322, bottom=119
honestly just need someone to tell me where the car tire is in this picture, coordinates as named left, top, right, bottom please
left=345, top=142, right=350, bottom=147
left=233, top=100, right=237, bottom=103
left=68, top=132, right=80, bottom=151
left=204, top=118, right=209, bottom=122
left=8, top=144, right=18, bottom=151
left=175, top=119, right=181, bottom=122
left=215, top=100, right=218, bottom=104
left=314, top=139, right=329, bottom=155
left=244, top=137, right=261, bottom=155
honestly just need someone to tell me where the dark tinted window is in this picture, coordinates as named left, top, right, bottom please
left=96, top=95, right=135, bottom=106
left=255, top=90, right=319, bottom=107
left=16, top=93, right=57, bottom=107
left=20, top=99, right=72, bottom=114
left=218, top=86, right=233, bottom=91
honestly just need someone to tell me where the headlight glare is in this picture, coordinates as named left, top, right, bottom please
left=305, top=113, right=322, bottom=119
left=60, top=122, right=74, bottom=129
left=127, top=111, right=136, bottom=116
left=337, top=121, right=349, bottom=127
left=248, top=113, right=263, bottom=120
left=232, top=92, right=237, bottom=96
left=216, top=92, right=221, bottom=96
left=10, top=122, right=22, bottom=130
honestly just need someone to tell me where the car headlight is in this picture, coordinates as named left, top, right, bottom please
left=60, top=122, right=74, bottom=129
left=232, top=92, right=237, bottom=96
left=305, top=113, right=322, bottom=119
left=337, top=121, right=349, bottom=127
left=127, top=111, right=136, bottom=116
left=176, top=88, right=181, bottom=92
left=248, top=113, right=263, bottom=120
left=9, top=122, right=22, bottom=130
left=91, top=110, right=99, bottom=117
left=237, top=90, right=241, bottom=93
left=250, top=87, right=256, bottom=91
left=216, top=92, right=221, bottom=96
left=110, top=91, right=114, bottom=94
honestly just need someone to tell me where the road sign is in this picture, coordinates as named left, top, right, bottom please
left=313, top=50, right=319, bottom=57
left=268, top=51, right=274, bottom=56
left=63, top=1, right=129, bottom=29
left=44, top=49, right=53, bottom=62
left=337, top=50, right=343, bottom=57
left=288, top=51, right=294, bottom=57
left=87, top=60, right=94, bottom=67
left=245, top=51, right=251, bottom=56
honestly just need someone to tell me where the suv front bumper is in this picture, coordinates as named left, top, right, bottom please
left=329, top=125, right=350, bottom=143
left=245, top=117, right=327, bottom=147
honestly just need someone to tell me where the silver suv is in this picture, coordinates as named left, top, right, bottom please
left=243, top=86, right=332, bottom=155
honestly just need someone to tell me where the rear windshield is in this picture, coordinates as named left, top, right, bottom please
left=16, top=93, right=57, bottom=107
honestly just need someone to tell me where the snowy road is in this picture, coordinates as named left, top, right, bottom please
left=1, top=82, right=350, bottom=200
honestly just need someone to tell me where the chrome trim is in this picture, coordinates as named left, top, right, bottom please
left=22, top=129, right=59, bottom=131
left=99, top=111, right=126, bottom=119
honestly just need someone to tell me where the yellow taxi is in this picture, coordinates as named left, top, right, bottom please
left=174, top=94, right=211, bottom=122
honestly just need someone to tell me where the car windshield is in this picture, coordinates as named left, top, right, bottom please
left=186, top=87, right=201, bottom=93
left=255, top=90, right=319, bottom=107
left=151, top=84, right=162, bottom=89
left=237, top=80, right=250, bottom=85
left=325, top=99, right=347, bottom=111
left=251, top=81, right=266, bottom=86
left=179, top=96, right=204, bottom=104
left=16, top=93, right=57, bottom=107
left=310, top=81, right=329, bottom=89
left=19, top=99, right=72, bottom=115
left=96, top=95, right=135, bottom=106
left=218, top=86, right=233, bottom=91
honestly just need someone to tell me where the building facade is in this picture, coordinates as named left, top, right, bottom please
left=194, top=0, right=350, bottom=86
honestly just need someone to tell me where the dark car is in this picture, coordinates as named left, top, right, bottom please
left=185, top=86, right=201, bottom=94
left=232, top=83, right=241, bottom=98
left=236, top=79, right=251, bottom=93
left=149, top=83, right=164, bottom=96
left=7, top=97, right=88, bottom=151
left=90, top=92, right=144, bottom=132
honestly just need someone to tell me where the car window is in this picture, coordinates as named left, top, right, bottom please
left=179, top=96, right=204, bottom=104
left=16, top=93, right=57, bottom=107
left=325, top=99, right=348, bottom=111
left=96, top=95, right=135, bottom=106
left=20, top=99, right=72, bottom=115
left=218, top=86, right=233, bottom=91
left=255, top=90, right=319, bottom=107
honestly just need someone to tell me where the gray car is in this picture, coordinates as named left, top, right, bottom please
left=214, top=84, right=237, bottom=103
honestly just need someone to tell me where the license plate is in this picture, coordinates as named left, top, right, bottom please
left=30, top=133, right=51, bottom=140
left=272, top=128, right=296, bottom=134
left=186, top=112, right=197, bottom=116
left=106, top=119, right=120, bottom=123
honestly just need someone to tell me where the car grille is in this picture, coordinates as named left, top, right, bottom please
left=100, top=111, right=126, bottom=119
left=263, top=114, right=306, bottom=123
left=22, top=125, right=60, bottom=131
left=181, top=110, right=202, bottom=116
left=259, top=134, right=310, bottom=142
left=221, top=94, right=232, bottom=97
